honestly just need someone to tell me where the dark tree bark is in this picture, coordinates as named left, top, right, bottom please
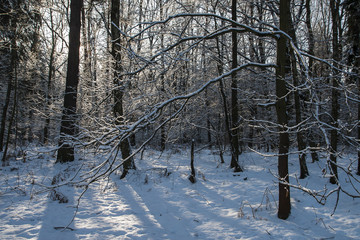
left=203, top=8, right=212, bottom=146
left=344, top=0, right=360, bottom=175
left=1, top=21, right=18, bottom=166
left=2, top=64, right=17, bottom=167
left=256, top=1, right=266, bottom=65
left=276, top=0, right=291, bottom=220
left=287, top=7, right=309, bottom=179
left=214, top=18, right=231, bottom=166
left=291, top=53, right=309, bottom=178
left=1, top=2, right=19, bottom=166
left=44, top=7, right=56, bottom=145
left=56, top=0, right=83, bottom=163
left=0, top=0, right=18, bottom=153
left=358, top=75, right=360, bottom=175
left=213, top=7, right=233, bottom=165
left=0, top=67, right=12, bottom=152
left=329, top=0, right=341, bottom=184
left=230, top=0, right=243, bottom=172
left=111, top=0, right=136, bottom=178
left=159, top=0, right=166, bottom=152
left=189, top=139, right=196, bottom=183
left=305, top=0, right=319, bottom=163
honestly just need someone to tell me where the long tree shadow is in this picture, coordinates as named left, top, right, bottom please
left=37, top=164, right=77, bottom=240
left=128, top=173, right=255, bottom=239
left=117, top=181, right=195, bottom=239
left=126, top=153, right=339, bottom=240
left=68, top=173, right=194, bottom=239
left=67, top=181, right=164, bottom=239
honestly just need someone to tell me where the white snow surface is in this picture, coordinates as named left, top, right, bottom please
left=0, top=147, right=359, bottom=239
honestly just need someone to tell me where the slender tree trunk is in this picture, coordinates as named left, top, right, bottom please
left=1, top=7, right=18, bottom=166
left=216, top=46, right=233, bottom=165
left=247, top=2, right=255, bottom=150
left=1, top=28, right=18, bottom=166
left=305, top=0, right=319, bottom=163
left=344, top=0, right=360, bottom=175
left=329, top=0, right=340, bottom=184
left=0, top=71, right=12, bottom=152
left=358, top=80, right=360, bottom=175
left=82, top=4, right=90, bottom=82
left=43, top=48, right=55, bottom=144
left=87, top=5, right=98, bottom=118
left=349, top=2, right=360, bottom=174
left=0, top=6, right=19, bottom=152
left=257, top=1, right=267, bottom=151
left=213, top=9, right=233, bottom=164
left=111, top=0, right=135, bottom=178
left=292, top=53, right=309, bottom=178
left=56, top=0, right=83, bottom=163
left=214, top=16, right=240, bottom=169
left=44, top=8, right=56, bottom=145
left=277, top=0, right=291, bottom=220
left=206, top=89, right=212, bottom=145
left=257, top=0, right=266, bottom=65
left=159, top=0, right=166, bottom=151
left=287, top=9, right=309, bottom=179
left=230, top=0, right=242, bottom=172
left=82, top=1, right=94, bottom=91
left=219, top=79, right=232, bottom=145
left=189, top=139, right=196, bottom=183
left=2, top=64, right=17, bottom=166
left=203, top=8, right=212, bottom=145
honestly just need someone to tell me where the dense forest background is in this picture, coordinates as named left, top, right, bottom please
left=1, top=0, right=360, bottom=221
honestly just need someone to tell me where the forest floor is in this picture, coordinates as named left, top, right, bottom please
left=0, top=146, right=360, bottom=239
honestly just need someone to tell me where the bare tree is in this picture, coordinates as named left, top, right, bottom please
left=111, top=0, right=136, bottom=178
left=43, top=4, right=58, bottom=145
left=288, top=1, right=309, bottom=179
left=344, top=0, right=360, bottom=175
left=329, top=0, right=341, bottom=184
left=230, top=0, right=243, bottom=172
left=56, top=0, right=83, bottom=163
left=0, top=0, right=19, bottom=155
left=305, top=0, right=319, bottom=163
left=19, top=1, right=360, bottom=223
left=276, top=0, right=291, bottom=220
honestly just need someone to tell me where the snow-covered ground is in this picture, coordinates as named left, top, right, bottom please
left=1, top=147, right=359, bottom=239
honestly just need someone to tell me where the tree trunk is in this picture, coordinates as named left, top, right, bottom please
left=56, top=0, right=83, bottom=163
left=0, top=69, right=12, bottom=152
left=329, top=0, right=340, bottom=184
left=344, top=0, right=360, bottom=175
left=288, top=8, right=309, bottom=179
left=203, top=8, right=212, bottom=146
left=1, top=64, right=17, bottom=167
left=305, top=0, right=319, bottom=163
left=1, top=24, right=18, bottom=166
left=111, top=0, right=135, bottom=178
left=292, top=54, right=309, bottom=179
left=44, top=7, right=56, bottom=145
left=277, top=0, right=291, bottom=220
left=230, top=0, right=242, bottom=172
left=358, top=79, right=360, bottom=175
left=0, top=4, right=19, bottom=153
left=159, top=0, right=166, bottom=151
left=189, top=139, right=196, bottom=183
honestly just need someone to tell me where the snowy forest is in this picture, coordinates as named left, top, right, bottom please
left=1, top=0, right=360, bottom=239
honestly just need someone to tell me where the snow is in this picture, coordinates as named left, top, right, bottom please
left=1, top=147, right=360, bottom=239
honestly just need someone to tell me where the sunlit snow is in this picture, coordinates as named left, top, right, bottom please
left=1, top=148, right=359, bottom=239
